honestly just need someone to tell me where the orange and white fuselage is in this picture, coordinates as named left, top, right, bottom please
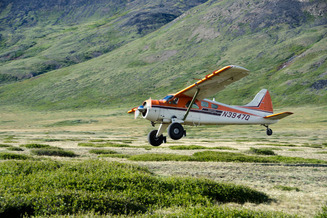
left=142, top=94, right=277, bottom=126
left=128, top=65, right=293, bottom=146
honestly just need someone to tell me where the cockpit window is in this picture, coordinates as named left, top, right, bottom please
left=162, top=95, right=174, bottom=101
left=170, top=98, right=179, bottom=105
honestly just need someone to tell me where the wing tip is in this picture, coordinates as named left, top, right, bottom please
left=229, top=65, right=250, bottom=72
left=264, top=112, right=293, bottom=120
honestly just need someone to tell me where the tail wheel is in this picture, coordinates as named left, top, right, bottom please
left=168, top=123, right=184, bottom=140
left=148, top=130, right=164, bottom=146
left=266, top=128, right=273, bottom=136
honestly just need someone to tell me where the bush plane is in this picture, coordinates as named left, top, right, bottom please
left=128, top=65, right=293, bottom=146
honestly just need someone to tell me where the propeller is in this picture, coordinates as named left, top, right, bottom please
left=128, top=98, right=152, bottom=119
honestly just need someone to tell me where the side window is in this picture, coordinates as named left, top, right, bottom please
left=186, top=101, right=199, bottom=109
left=212, top=104, right=218, bottom=109
left=201, top=101, right=209, bottom=108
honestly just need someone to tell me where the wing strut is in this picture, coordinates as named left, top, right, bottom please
left=183, top=88, right=200, bottom=121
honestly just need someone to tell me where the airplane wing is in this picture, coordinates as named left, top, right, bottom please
left=263, top=112, right=293, bottom=120
left=174, top=65, right=249, bottom=100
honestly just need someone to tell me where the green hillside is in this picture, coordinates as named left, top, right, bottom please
left=0, top=0, right=207, bottom=80
left=0, top=0, right=326, bottom=110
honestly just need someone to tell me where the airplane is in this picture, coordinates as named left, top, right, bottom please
left=128, top=65, right=293, bottom=146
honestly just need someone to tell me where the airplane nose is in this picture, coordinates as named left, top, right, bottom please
left=137, top=105, right=146, bottom=113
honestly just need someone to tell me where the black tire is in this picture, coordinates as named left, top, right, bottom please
left=266, top=128, right=273, bottom=136
left=148, top=130, right=164, bottom=146
left=168, top=123, right=184, bottom=140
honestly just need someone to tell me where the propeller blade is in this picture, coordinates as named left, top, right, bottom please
left=128, top=107, right=137, bottom=114
left=134, top=110, right=140, bottom=119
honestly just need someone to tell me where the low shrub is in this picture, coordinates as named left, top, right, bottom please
left=99, top=154, right=131, bottom=158
left=89, top=149, right=117, bottom=154
left=0, top=153, right=30, bottom=160
left=78, top=142, right=130, bottom=148
left=0, top=160, right=270, bottom=217
left=274, top=185, right=300, bottom=192
left=0, top=144, right=12, bottom=147
left=6, top=147, right=24, bottom=151
left=249, top=147, right=276, bottom=155
left=129, top=153, right=195, bottom=162
left=89, top=139, right=133, bottom=144
left=169, top=145, right=237, bottom=150
left=31, top=148, right=77, bottom=157
left=167, top=205, right=293, bottom=217
left=169, top=145, right=206, bottom=150
left=78, top=142, right=96, bottom=147
left=102, top=142, right=131, bottom=147
left=20, top=144, right=51, bottom=149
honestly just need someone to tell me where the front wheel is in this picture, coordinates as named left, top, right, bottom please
left=266, top=128, right=273, bottom=136
left=148, top=130, right=164, bottom=146
left=168, top=123, right=184, bottom=140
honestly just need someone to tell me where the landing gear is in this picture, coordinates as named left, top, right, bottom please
left=148, top=130, right=165, bottom=146
left=263, top=124, right=273, bottom=136
left=266, top=128, right=273, bottom=136
left=168, top=123, right=185, bottom=140
left=148, top=122, right=186, bottom=146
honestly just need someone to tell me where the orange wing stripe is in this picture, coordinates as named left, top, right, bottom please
left=264, top=112, right=293, bottom=120
left=174, top=66, right=232, bottom=97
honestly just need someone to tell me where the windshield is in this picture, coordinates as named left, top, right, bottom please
left=162, top=95, right=174, bottom=101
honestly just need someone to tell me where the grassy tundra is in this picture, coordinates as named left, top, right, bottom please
left=0, top=105, right=326, bottom=217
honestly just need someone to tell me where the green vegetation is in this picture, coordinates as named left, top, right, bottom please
left=78, top=142, right=131, bottom=147
left=0, top=144, right=12, bottom=147
left=6, top=147, right=23, bottom=151
left=31, top=148, right=77, bottom=157
left=89, top=149, right=117, bottom=155
left=169, top=145, right=237, bottom=150
left=249, top=147, right=276, bottom=155
left=316, top=203, right=327, bottom=218
left=99, top=154, right=131, bottom=158
left=166, top=205, right=293, bottom=218
left=89, top=139, right=132, bottom=143
left=0, top=153, right=30, bottom=160
left=20, top=143, right=51, bottom=149
left=257, top=143, right=297, bottom=147
left=129, top=151, right=327, bottom=164
left=45, top=119, right=98, bottom=127
left=0, top=160, right=270, bottom=217
left=274, top=185, right=300, bottom=192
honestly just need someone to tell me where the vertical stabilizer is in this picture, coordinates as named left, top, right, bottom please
left=243, top=89, right=273, bottom=113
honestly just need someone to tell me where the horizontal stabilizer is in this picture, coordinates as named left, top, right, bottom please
left=264, top=112, right=293, bottom=120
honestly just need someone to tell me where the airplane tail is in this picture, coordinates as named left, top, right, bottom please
left=243, top=89, right=273, bottom=113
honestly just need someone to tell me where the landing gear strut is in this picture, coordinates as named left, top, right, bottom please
left=263, top=124, right=273, bottom=136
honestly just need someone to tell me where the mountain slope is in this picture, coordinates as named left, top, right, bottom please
left=0, top=0, right=326, bottom=110
left=0, top=0, right=207, bottom=81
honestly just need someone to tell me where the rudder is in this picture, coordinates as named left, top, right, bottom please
left=243, top=89, right=273, bottom=113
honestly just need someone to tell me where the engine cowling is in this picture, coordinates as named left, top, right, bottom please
left=142, top=101, right=160, bottom=121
